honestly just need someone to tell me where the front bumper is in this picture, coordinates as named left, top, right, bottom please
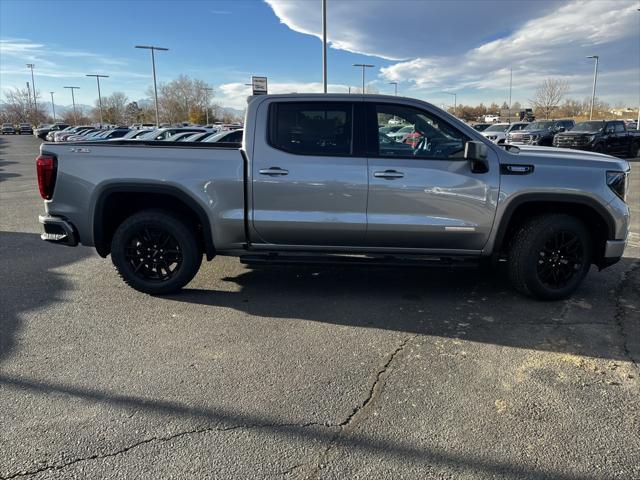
left=604, top=239, right=626, bottom=259
left=39, top=214, right=78, bottom=246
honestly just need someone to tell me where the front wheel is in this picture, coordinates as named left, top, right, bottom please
left=111, top=210, right=202, bottom=295
left=508, top=214, right=592, bottom=300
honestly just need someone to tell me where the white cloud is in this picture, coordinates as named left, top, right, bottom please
left=267, top=0, right=640, bottom=105
left=216, top=81, right=354, bottom=109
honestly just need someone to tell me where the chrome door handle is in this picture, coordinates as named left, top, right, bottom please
left=374, top=170, right=404, bottom=179
left=259, top=167, right=289, bottom=176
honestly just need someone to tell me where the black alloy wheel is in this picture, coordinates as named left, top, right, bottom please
left=111, top=210, right=203, bottom=294
left=124, top=226, right=183, bottom=282
left=536, top=230, right=584, bottom=289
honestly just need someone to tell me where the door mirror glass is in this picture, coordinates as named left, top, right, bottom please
left=464, top=141, right=488, bottom=161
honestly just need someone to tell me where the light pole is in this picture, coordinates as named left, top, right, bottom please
left=587, top=55, right=599, bottom=120
left=86, top=74, right=109, bottom=125
left=202, top=87, right=214, bottom=125
left=135, top=45, right=169, bottom=126
left=50, top=92, right=56, bottom=122
left=322, top=0, right=327, bottom=93
left=353, top=63, right=374, bottom=94
left=508, top=67, right=513, bottom=123
left=389, top=81, right=398, bottom=96
left=64, top=86, right=80, bottom=125
left=443, top=91, right=457, bottom=117
left=27, top=64, right=37, bottom=119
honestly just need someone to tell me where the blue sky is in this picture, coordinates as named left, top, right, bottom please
left=1, top=0, right=638, bottom=111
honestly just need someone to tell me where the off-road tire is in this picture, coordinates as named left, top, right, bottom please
left=111, top=210, right=202, bottom=295
left=508, top=214, right=592, bottom=300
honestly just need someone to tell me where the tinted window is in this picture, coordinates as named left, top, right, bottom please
left=374, top=103, right=466, bottom=159
left=614, top=122, right=625, bottom=133
left=270, top=102, right=353, bottom=155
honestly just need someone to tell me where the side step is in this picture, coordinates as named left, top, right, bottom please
left=239, top=253, right=479, bottom=268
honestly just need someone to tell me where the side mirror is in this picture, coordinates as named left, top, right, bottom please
left=465, top=141, right=489, bottom=173
left=606, top=127, right=614, bottom=134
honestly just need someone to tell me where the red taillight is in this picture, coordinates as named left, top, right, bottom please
left=36, top=154, right=57, bottom=200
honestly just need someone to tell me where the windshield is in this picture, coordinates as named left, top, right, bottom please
left=484, top=124, right=509, bottom=132
left=570, top=121, right=604, bottom=132
left=525, top=121, right=553, bottom=130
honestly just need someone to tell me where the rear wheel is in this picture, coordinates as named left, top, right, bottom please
left=508, top=214, right=591, bottom=300
left=111, top=210, right=202, bottom=294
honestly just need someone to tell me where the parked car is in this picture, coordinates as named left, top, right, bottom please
left=482, top=122, right=529, bottom=144
left=202, top=129, right=243, bottom=143
left=182, top=132, right=215, bottom=142
left=553, top=120, right=640, bottom=157
left=378, top=131, right=414, bottom=156
left=137, top=127, right=209, bottom=141
left=18, top=123, right=33, bottom=134
left=37, top=93, right=630, bottom=300
left=118, top=129, right=154, bottom=140
left=484, top=115, right=500, bottom=123
left=2, top=123, right=16, bottom=134
left=387, top=125, right=415, bottom=142
left=507, top=119, right=575, bottom=146
left=166, top=131, right=200, bottom=142
left=379, top=125, right=404, bottom=135
left=472, top=123, right=491, bottom=132
left=54, top=126, right=93, bottom=142
left=35, top=123, right=69, bottom=140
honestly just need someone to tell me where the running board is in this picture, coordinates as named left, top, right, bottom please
left=239, top=253, right=479, bottom=268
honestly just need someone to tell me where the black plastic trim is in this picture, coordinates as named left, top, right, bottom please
left=93, top=184, right=216, bottom=260
left=493, top=193, right=617, bottom=253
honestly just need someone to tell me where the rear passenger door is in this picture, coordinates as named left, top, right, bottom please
left=251, top=100, right=368, bottom=246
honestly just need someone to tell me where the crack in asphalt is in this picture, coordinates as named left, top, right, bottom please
left=614, top=260, right=640, bottom=370
left=0, top=422, right=325, bottom=479
left=301, top=334, right=417, bottom=479
left=3, top=336, right=417, bottom=479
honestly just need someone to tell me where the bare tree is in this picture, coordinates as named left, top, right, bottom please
left=90, top=92, right=127, bottom=124
left=529, top=79, right=569, bottom=119
left=2, top=86, right=48, bottom=124
left=151, top=75, right=214, bottom=124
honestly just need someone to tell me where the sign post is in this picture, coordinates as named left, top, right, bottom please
left=251, top=76, right=268, bottom=95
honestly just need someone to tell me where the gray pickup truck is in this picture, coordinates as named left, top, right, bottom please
left=37, top=94, right=630, bottom=300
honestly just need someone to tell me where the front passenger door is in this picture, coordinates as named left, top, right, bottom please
left=365, top=102, right=500, bottom=251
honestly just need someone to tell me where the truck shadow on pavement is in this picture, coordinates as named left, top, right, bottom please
left=0, top=231, right=90, bottom=365
left=0, top=371, right=621, bottom=480
left=173, top=258, right=639, bottom=362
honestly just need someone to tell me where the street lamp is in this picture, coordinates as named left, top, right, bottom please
left=27, top=64, right=37, bottom=119
left=353, top=64, right=374, bottom=94
left=86, top=74, right=109, bottom=125
left=64, top=86, right=80, bottom=125
left=50, top=92, right=56, bottom=122
left=202, top=87, right=214, bottom=125
left=135, top=45, right=169, bottom=126
left=586, top=55, right=599, bottom=120
left=322, top=0, right=327, bottom=93
left=388, top=82, right=398, bottom=96
left=443, top=91, right=457, bottom=116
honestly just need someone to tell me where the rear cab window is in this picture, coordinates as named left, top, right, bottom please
left=268, top=102, right=354, bottom=156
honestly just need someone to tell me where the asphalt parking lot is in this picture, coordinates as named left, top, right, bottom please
left=1, top=134, right=639, bottom=479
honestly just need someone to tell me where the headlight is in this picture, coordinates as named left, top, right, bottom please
left=529, top=135, right=539, bottom=142
left=606, top=171, right=628, bottom=202
left=586, top=135, right=595, bottom=143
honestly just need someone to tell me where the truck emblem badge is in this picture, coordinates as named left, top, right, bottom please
left=69, top=147, right=91, bottom=153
